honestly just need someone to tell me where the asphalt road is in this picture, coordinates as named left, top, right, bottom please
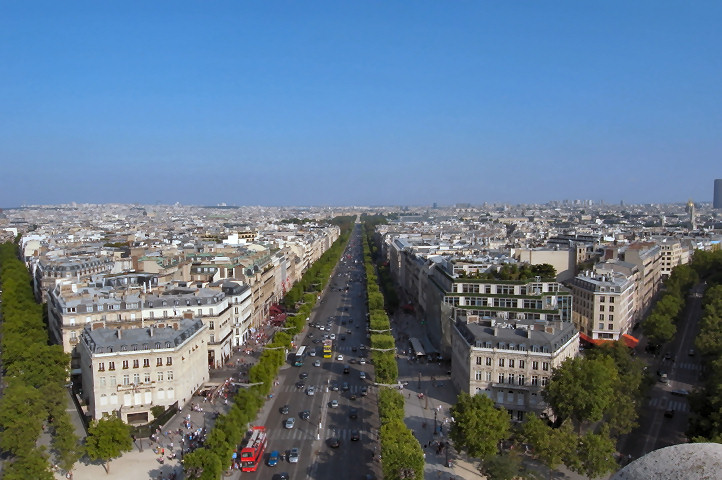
left=253, top=224, right=380, bottom=480
left=623, top=282, right=706, bottom=459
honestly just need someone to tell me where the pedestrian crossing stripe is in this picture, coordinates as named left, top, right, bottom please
left=266, top=428, right=364, bottom=441
left=647, top=397, right=689, bottom=412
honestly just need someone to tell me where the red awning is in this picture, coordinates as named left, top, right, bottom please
left=579, top=332, right=639, bottom=348
left=579, top=332, right=602, bottom=345
left=621, top=334, right=639, bottom=348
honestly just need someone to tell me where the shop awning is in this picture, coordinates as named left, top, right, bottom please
left=579, top=332, right=639, bottom=348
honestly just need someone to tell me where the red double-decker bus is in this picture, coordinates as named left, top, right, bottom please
left=240, top=426, right=267, bottom=472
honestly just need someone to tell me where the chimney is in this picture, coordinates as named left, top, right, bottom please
left=173, top=322, right=179, bottom=330
left=117, top=328, right=122, bottom=339
left=149, top=326, right=154, bottom=337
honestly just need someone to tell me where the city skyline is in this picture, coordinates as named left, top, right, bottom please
left=1, top=1, right=721, bottom=207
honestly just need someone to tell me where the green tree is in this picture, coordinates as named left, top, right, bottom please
left=543, top=356, right=619, bottom=432
left=449, top=393, right=511, bottom=460
left=569, top=430, right=618, bottom=479
left=380, top=419, right=424, bottom=480
left=642, top=312, right=677, bottom=346
left=182, top=447, right=223, bottom=479
left=522, top=415, right=576, bottom=480
left=483, top=451, right=524, bottom=480
left=84, top=416, right=133, bottom=474
left=1, top=448, right=54, bottom=480
left=0, top=380, right=46, bottom=455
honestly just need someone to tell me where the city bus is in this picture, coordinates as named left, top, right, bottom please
left=294, top=346, right=307, bottom=366
left=322, top=339, right=333, bottom=358
left=239, top=426, right=267, bottom=472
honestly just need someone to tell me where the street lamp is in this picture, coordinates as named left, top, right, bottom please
left=434, top=409, right=438, bottom=435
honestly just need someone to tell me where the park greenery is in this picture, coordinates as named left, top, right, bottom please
left=0, top=242, right=81, bottom=478
left=361, top=214, right=424, bottom=480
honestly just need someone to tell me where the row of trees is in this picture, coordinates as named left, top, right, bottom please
left=0, top=242, right=81, bottom=479
left=641, top=263, right=698, bottom=348
left=362, top=215, right=399, bottom=311
left=362, top=218, right=424, bottom=480
left=181, top=217, right=354, bottom=479
left=447, top=341, right=644, bottom=479
left=687, top=249, right=722, bottom=442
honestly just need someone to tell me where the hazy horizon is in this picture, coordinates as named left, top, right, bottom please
left=2, top=2, right=720, bottom=207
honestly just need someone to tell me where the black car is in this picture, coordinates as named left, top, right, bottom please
left=360, top=386, right=368, bottom=396
left=300, top=410, right=311, bottom=420
left=349, top=408, right=358, bottom=419
left=331, top=382, right=339, bottom=391
left=664, top=409, right=675, bottom=418
left=350, top=429, right=360, bottom=441
left=296, top=381, right=305, bottom=389
left=342, top=382, right=350, bottom=391
left=328, top=437, right=342, bottom=448
left=280, top=404, right=289, bottom=415
left=272, top=473, right=290, bottom=480
left=299, top=372, right=309, bottom=379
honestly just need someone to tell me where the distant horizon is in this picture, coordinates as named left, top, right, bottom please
left=2, top=2, right=720, bottom=207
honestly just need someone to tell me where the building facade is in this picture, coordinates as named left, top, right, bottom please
left=451, top=316, right=578, bottom=421
left=570, top=270, right=636, bottom=342
left=77, top=318, right=208, bottom=423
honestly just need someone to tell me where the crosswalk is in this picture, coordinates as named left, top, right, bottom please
left=267, top=426, right=365, bottom=441
left=648, top=397, right=689, bottom=412
left=675, top=362, right=701, bottom=371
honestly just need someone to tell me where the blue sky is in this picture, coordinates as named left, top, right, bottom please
left=1, top=1, right=720, bottom=207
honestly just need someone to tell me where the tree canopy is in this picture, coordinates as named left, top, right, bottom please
left=84, top=416, right=133, bottom=474
left=449, top=393, right=511, bottom=460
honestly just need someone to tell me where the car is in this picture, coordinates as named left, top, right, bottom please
left=664, top=352, right=672, bottom=360
left=337, top=354, right=344, bottom=361
left=330, top=399, right=339, bottom=408
left=349, top=408, right=358, bottom=419
left=288, top=447, right=299, bottom=463
left=299, top=372, right=309, bottom=379
left=664, top=409, right=675, bottom=418
left=351, top=346, right=357, bottom=352
left=296, top=381, right=305, bottom=389
left=309, top=349, right=316, bottom=357
left=342, top=382, right=349, bottom=391
left=328, top=437, right=342, bottom=448
left=347, top=330, right=352, bottom=335
left=659, top=373, right=670, bottom=385
left=331, top=382, right=339, bottom=391
left=272, top=473, right=289, bottom=480
left=330, top=334, right=336, bottom=340
left=349, top=358, right=356, bottom=364
left=671, top=389, right=690, bottom=396
left=340, top=335, right=346, bottom=341
left=285, top=417, right=295, bottom=429
left=350, top=429, right=360, bottom=441
left=314, top=359, right=321, bottom=367
left=280, top=404, right=289, bottom=414
left=307, top=386, right=316, bottom=396
left=343, top=365, right=350, bottom=374
left=360, top=386, right=368, bottom=396
left=268, top=450, right=280, bottom=466
left=300, top=410, right=311, bottom=420
left=359, top=371, right=366, bottom=379
left=359, top=345, right=366, bottom=350
left=689, top=348, right=696, bottom=356
left=359, top=358, right=366, bottom=365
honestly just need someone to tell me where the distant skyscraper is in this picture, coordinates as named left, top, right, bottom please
left=714, top=179, right=722, bottom=209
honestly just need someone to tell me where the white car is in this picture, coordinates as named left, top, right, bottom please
left=336, top=354, right=344, bottom=361
left=307, top=386, right=315, bottom=396
left=314, top=359, right=321, bottom=367
left=330, top=399, right=339, bottom=408
left=288, top=448, right=299, bottom=463
left=309, top=350, right=316, bottom=357
left=330, top=333, right=336, bottom=340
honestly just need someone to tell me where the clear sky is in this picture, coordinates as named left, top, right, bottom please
left=1, top=1, right=720, bottom=208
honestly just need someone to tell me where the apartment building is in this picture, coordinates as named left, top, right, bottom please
left=77, top=318, right=208, bottom=422
left=47, top=276, right=241, bottom=373
left=451, top=316, right=578, bottom=421
left=570, top=270, right=636, bottom=343
left=32, top=255, right=114, bottom=301
left=653, top=237, right=688, bottom=279
left=622, top=242, right=662, bottom=318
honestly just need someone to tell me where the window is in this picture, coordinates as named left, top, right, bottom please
left=486, top=357, right=492, bottom=366
left=167, top=371, right=174, bottom=381
left=475, top=371, right=483, bottom=381
left=98, top=362, right=105, bottom=372
left=157, top=372, right=164, bottom=381
left=508, top=374, right=515, bottom=385
left=143, top=358, right=150, bottom=368
left=133, top=373, right=140, bottom=385
left=209, top=321, right=215, bottom=330
left=508, top=359, right=515, bottom=368
left=608, top=324, right=614, bottom=330
left=144, top=373, right=151, bottom=383
left=486, top=372, right=492, bottom=382
left=156, top=358, right=163, bottom=367
left=532, top=361, right=539, bottom=370
left=541, top=377, right=549, bottom=386
left=609, top=306, right=615, bottom=312
left=599, top=314, right=604, bottom=320
left=123, top=375, right=130, bottom=386
left=122, top=360, right=129, bottom=369
left=99, top=376, right=106, bottom=387
left=498, top=374, right=505, bottom=384
left=531, top=375, right=539, bottom=386
left=499, top=358, right=505, bottom=367
left=519, top=360, right=525, bottom=369
left=599, top=323, right=604, bottom=329
left=600, top=296, right=605, bottom=303
left=476, top=357, right=482, bottom=365
left=166, top=357, right=172, bottom=366
left=108, top=362, right=115, bottom=371
left=109, top=376, right=116, bottom=386
left=600, top=305, right=605, bottom=312
left=518, top=375, right=525, bottom=386
left=542, top=362, right=549, bottom=371
left=610, top=297, right=614, bottom=303
left=609, top=315, right=614, bottom=321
